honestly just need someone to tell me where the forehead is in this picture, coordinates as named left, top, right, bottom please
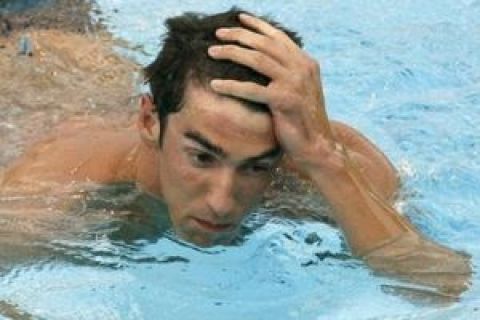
left=167, top=83, right=277, bottom=158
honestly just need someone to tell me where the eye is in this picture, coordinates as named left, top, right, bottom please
left=189, top=150, right=216, bottom=167
left=242, top=163, right=272, bottom=176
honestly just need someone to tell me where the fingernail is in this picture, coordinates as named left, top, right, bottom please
left=216, top=28, right=228, bottom=36
left=210, top=79, right=221, bottom=89
left=239, top=13, right=251, bottom=20
left=208, top=46, right=220, bottom=55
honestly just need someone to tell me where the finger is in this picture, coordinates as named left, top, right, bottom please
left=208, top=45, right=286, bottom=79
left=239, top=13, right=298, bottom=50
left=210, top=79, right=270, bottom=104
left=216, top=27, right=291, bottom=67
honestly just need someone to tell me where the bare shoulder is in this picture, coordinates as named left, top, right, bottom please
left=1, top=118, right=136, bottom=192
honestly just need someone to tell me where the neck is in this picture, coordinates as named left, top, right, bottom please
left=117, top=139, right=163, bottom=198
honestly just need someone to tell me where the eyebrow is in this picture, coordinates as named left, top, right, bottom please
left=184, top=130, right=282, bottom=163
left=243, top=146, right=283, bottom=164
left=185, top=130, right=227, bottom=157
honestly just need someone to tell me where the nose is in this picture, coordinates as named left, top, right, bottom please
left=206, top=169, right=238, bottom=219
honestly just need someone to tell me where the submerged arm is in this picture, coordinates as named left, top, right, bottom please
left=306, top=136, right=471, bottom=295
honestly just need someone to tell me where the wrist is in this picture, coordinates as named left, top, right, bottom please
left=297, top=140, right=348, bottom=183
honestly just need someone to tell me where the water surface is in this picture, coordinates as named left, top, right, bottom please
left=1, top=0, right=480, bottom=319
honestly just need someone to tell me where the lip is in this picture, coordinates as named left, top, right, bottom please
left=191, top=217, right=233, bottom=233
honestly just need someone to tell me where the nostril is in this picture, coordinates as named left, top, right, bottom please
left=206, top=169, right=238, bottom=218
left=206, top=188, right=236, bottom=219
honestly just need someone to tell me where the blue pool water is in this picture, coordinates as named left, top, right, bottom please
left=1, top=0, right=480, bottom=319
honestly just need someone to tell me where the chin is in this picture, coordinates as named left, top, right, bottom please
left=176, top=227, right=236, bottom=248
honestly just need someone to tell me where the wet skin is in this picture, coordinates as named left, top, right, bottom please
left=154, top=83, right=282, bottom=246
left=0, top=82, right=396, bottom=246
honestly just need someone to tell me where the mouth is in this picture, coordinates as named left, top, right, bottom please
left=191, top=217, right=233, bottom=233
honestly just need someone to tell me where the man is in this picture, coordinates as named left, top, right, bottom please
left=0, top=8, right=471, bottom=295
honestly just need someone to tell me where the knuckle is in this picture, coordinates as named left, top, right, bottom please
left=271, top=28, right=285, bottom=38
left=290, top=74, right=304, bottom=89
left=257, top=36, right=270, bottom=50
left=222, top=45, right=238, bottom=56
left=251, top=51, right=264, bottom=65
left=304, top=55, right=316, bottom=70
left=275, top=92, right=295, bottom=110
left=229, top=27, right=243, bottom=38
left=223, top=44, right=235, bottom=52
left=306, top=57, right=320, bottom=73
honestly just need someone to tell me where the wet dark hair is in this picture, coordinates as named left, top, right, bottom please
left=143, top=7, right=302, bottom=143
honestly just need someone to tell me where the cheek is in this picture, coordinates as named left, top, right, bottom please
left=159, top=151, right=207, bottom=232
left=161, top=147, right=206, bottom=199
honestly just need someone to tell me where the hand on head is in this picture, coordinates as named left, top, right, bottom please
left=208, top=14, right=338, bottom=176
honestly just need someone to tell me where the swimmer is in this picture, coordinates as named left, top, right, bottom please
left=0, top=8, right=471, bottom=295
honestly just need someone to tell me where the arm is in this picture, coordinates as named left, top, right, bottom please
left=283, top=120, right=400, bottom=203
left=1, top=121, right=137, bottom=195
left=208, top=13, right=471, bottom=295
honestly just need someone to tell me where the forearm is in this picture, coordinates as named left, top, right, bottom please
left=307, top=142, right=471, bottom=294
left=307, top=143, right=412, bottom=256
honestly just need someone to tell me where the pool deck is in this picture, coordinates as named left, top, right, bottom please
left=0, top=0, right=102, bottom=37
left=0, top=0, right=140, bottom=166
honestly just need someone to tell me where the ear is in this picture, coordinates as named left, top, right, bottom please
left=137, top=94, right=161, bottom=147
